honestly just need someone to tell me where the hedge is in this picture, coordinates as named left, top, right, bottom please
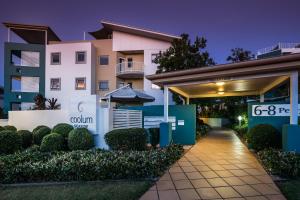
left=0, top=126, right=5, bottom=132
left=17, top=130, right=33, bottom=149
left=258, top=149, right=300, bottom=177
left=33, top=127, right=51, bottom=145
left=0, top=130, right=22, bottom=154
left=4, top=125, right=17, bottom=132
left=68, top=128, right=94, bottom=150
left=148, top=128, right=160, bottom=148
left=105, top=128, right=147, bottom=151
left=52, top=123, right=74, bottom=138
left=33, top=125, right=49, bottom=133
left=40, top=133, right=64, bottom=152
left=0, top=144, right=183, bottom=183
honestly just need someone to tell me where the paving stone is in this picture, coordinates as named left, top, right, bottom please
left=223, top=177, right=246, bottom=186
left=201, top=171, right=219, bottom=178
left=140, top=190, right=159, bottom=200
left=156, top=180, right=175, bottom=191
left=215, top=187, right=242, bottom=198
left=233, top=185, right=261, bottom=197
left=190, top=179, right=211, bottom=188
left=215, top=170, right=235, bottom=178
left=185, top=171, right=203, bottom=180
left=251, top=184, right=280, bottom=195
left=196, top=187, right=222, bottom=199
left=207, top=177, right=229, bottom=187
left=158, top=190, right=180, bottom=200
left=173, top=180, right=194, bottom=189
left=177, top=189, right=201, bottom=200
left=170, top=172, right=188, bottom=180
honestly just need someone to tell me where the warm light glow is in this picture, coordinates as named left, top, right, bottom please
left=238, top=115, right=242, bottom=121
left=217, top=91, right=224, bottom=95
left=216, top=81, right=225, bottom=86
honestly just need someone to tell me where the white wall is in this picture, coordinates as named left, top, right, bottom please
left=113, top=31, right=174, bottom=105
left=46, top=42, right=96, bottom=109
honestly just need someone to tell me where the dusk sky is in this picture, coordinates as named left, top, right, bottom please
left=0, top=0, right=300, bottom=86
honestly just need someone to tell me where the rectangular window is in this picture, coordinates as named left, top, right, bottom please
left=151, top=53, right=159, bottom=63
left=76, top=51, right=86, bottom=64
left=51, top=52, right=61, bottom=65
left=99, top=55, right=109, bottom=65
left=75, top=77, right=86, bottom=90
left=11, top=50, right=40, bottom=67
left=127, top=57, right=133, bottom=68
left=99, top=81, right=109, bottom=91
left=50, top=78, right=61, bottom=90
left=11, top=76, right=40, bottom=92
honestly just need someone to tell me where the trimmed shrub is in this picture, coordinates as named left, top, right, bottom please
left=105, top=128, right=147, bottom=151
left=0, top=130, right=22, bottom=154
left=4, top=125, right=17, bottom=132
left=68, top=128, right=94, bottom=150
left=33, top=126, right=51, bottom=145
left=0, top=126, right=5, bottom=132
left=246, top=124, right=281, bottom=151
left=33, top=125, right=49, bottom=134
left=52, top=123, right=73, bottom=138
left=17, top=130, right=33, bottom=149
left=258, top=149, right=300, bottom=177
left=149, top=128, right=160, bottom=148
left=40, top=133, right=64, bottom=152
left=0, top=144, right=183, bottom=183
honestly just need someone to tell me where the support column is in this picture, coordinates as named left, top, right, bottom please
left=260, top=93, right=264, bottom=103
left=164, top=86, right=169, bottom=122
left=290, top=71, right=298, bottom=125
left=7, top=28, right=10, bottom=42
left=186, top=97, right=190, bottom=105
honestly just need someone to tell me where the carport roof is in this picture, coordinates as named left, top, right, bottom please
left=146, top=53, right=300, bottom=98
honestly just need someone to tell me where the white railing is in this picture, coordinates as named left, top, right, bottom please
left=257, top=42, right=300, bottom=55
left=116, top=61, right=144, bottom=75
left=112, top=109, right=142, bottom=129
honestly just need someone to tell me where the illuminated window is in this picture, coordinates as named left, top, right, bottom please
left=75, top=77, right=86, bottom=90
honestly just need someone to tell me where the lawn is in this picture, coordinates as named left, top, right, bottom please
left=277, top=179, right=300, bottom=200
left=0, top=181, right=151, bottom=200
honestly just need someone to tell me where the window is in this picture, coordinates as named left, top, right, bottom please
left=127, top=57, right=133, bottom=68
left=51, top=52, right=61, bottom=65
left=151, top=53, right=159, bottom=63
left=11, top=50, right=40, bottom=67
left=11, top=76, right=39, bottom=92
left=50, top=78, right=61, bottom=90
left=99, top=81, right=109, bottom=91
left=151, top=84, right=160, bottom=90
left=76, top=51, right=86, bottom=64
left=99, top=55, right=109, bottom=65
left=75, top=77, right=86, bottom=90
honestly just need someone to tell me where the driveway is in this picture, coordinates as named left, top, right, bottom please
left=140, top=128, right=286, bottom=200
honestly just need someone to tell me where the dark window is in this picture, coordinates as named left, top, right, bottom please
left=51, top=52, right=61, bottom=65
left=99, top=81, right=109, bottom=91
left=128, top=82, right=133, bottom=88
left=99, top=55, right=109, bottom=65
left=76, top=51, right=86, bottom=64
left=127, top=57, right=133, bottom=68
left=50, top=78, right=61, bottom=90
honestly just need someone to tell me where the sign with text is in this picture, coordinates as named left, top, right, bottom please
left=252, top=104, right=300, bottom=117
left=69, top=95, right=97, bottom=134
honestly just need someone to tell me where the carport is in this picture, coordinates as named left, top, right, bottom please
left=147, top=53, right=300, bottom=150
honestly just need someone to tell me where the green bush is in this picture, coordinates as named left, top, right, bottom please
left=33, top=125, right=49, bottom=134
left=0, top=144, right=183, bottom=183
left=148, top=128, right=160, bottom=148
left=105, top=128, right=147, bottom=150
left=4, top=125, right=17, bottom=131
left=52, top=123, right=73, bottom=138
left=33, top=126, right=51, bottom=145
left=246, top=124, right=281, bottom=151
left=0, top=126, right=5, bottom=132
left=258, top=149, right=300, bottom=177
left=17, top=130, right=33, bottom=149
left=68, top=128, right=94, bottom=150
left=0, top=130, right=22, bottom=154
left=233, top=124, right=248, bottom=138
left=40, top=133, right=64, bottom=152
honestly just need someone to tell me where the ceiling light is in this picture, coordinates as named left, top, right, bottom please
left=217, top=91, right=224, bottom=95
left=216, top=81, right=225, bottom=86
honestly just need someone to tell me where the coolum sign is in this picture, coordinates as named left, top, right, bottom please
left=69, top=95, right=97, bottom=134
left=252, top=104, right=300, bottom=117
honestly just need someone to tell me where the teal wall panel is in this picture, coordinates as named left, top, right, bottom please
left=282, top=125, right=300, bottom=152
left=160, top=122, right=172, bottom=147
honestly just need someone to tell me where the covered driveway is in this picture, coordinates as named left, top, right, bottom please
left=141, top=128, right=285, bottom=200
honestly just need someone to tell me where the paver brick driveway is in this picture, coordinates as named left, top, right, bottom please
left=140, top=128, right=286, bottom=200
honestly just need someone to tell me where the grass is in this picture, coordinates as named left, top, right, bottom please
left=277, top=179, right=300, bottom=200
left=0, top=181, right=151, bottom=200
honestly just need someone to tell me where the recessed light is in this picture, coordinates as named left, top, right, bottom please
left=217, top=91, right=224, bottom=95
left=216, top=81, right=225, bottom=86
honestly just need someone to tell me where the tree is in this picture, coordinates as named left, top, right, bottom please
left=155, top=33, right=215, bottom=73
left=154, top=34, right=215, bottom=104
left=33, top=94, right=46, bottom=110
left=47, top=98, right=61, bottom=110
left=226, top=48, right=254, bottom=63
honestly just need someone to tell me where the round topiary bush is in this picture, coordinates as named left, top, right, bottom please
left=68, top=128, right=94, bottom=150
left=52, top=123, right=73, bottom=138
left=0, top=130, right=22, bottom=154
left=105, top=128, right=147, bottom=151
left=0, top=126, right=5, bottom=132
left=17, top=130, right=33, bottom=149
left=4, top=125, right=17, bottom=132
left=40, top=133, right=64, bottom=152
left=33, top=125, right=49, bottom=134
left=33, top=126, right=51, bottom=145
left=247, top=124, right=281, bottom=151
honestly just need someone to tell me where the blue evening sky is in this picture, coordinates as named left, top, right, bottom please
left=0, top=0, right=300, bottom=86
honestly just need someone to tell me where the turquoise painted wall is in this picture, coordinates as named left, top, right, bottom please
left=4, top=42, right=45, bottom=114
left=122, top=105, right=196, bottom=145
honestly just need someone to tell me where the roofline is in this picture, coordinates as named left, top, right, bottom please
left=100, top=20, right=181, bottom=40
left=147, top=53, right=300, bottom=82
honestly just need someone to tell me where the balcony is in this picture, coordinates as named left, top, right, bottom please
left=116, top=61, right=144, bottom=79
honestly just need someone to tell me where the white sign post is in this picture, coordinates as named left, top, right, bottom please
left=252, top=104, right=300, bottom=117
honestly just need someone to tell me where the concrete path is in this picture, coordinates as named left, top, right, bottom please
left=140, top=128, right=286, bottom=200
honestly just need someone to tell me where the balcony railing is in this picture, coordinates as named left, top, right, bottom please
left=257, top=42, right=300, bottom=56
left=116, top=61, right=144, bottom=79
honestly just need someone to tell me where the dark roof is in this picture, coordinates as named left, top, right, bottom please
left=3, top=22, right=61, bottom=44
left=89, top=20, right=180, bottom=42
